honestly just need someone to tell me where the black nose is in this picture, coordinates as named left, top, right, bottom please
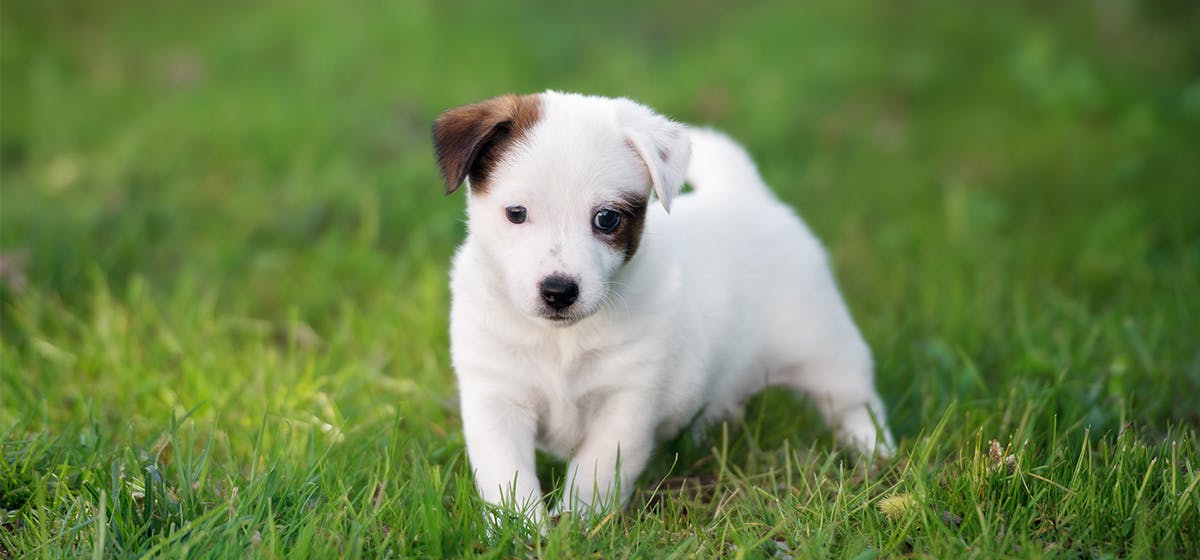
left=539, top=275, right=579, bottom=310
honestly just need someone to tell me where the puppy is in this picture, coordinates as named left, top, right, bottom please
left=433, top=91, right=893, bottom=523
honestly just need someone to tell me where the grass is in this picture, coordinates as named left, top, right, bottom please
left=2, top=0, right=1199, bottom=556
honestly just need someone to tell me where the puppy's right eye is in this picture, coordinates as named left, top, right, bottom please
left=505, top=205, right=527, bottom=224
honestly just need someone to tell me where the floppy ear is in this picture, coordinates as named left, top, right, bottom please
left=431, top=94, right=542, bottom=194
left=617, top=100, right=691, bottom=212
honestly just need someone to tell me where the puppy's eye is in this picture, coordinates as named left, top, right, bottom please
left=505, top=206, right=527, bottom=224
left=593, top=208, right=622, bottom=233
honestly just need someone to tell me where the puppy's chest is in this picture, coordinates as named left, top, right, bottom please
left=524, top=348, right=619, bottom=457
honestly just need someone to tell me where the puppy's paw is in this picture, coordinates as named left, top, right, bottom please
left=480, top=503, right=550, bottom=541
left=842, top=428, right=896, bottom=458
left=550, top=494, right=621, bottom=526
left=836, top=408, right=896, bottom=458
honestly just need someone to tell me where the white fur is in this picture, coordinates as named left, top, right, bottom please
left=447, top=91, right=893, bottom=524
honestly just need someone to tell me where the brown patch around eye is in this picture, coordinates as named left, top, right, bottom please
left=432, top=94, right=543, bottom=195
left=598, top=193, right=649, bottom=261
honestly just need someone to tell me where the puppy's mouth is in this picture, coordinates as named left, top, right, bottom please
left=541, top=311, right=583, bottom=327
left=537, top=305, right=596, bottom=327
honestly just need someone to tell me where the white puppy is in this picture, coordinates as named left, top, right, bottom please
left=433, top=91, right=893, bottom=523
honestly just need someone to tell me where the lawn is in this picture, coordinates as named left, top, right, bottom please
left=2, top=0, right=1199, bottom=557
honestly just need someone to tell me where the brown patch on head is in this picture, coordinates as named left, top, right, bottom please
left=432, top=94, right=542, bottom=194
left=596, top=192, right=649, bottom=262
left=656, top=146, right=670, bottom=162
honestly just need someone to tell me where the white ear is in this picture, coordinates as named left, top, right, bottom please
left=617, top=100, right=691, bottom=212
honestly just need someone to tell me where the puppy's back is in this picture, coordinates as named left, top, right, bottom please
left=684, top=128, right=772, bottom=199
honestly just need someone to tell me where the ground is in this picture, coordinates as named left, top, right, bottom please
left=2, top=0, right=1199, bottom=557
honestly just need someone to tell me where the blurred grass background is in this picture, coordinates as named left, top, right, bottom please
left=2, top=0, right=1199, bottom=556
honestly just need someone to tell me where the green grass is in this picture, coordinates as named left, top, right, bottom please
left=3, top=0, right=1199, bottom=556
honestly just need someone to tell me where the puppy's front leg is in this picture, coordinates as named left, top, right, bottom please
left=559, top=394, right=655, bottom=518
left=460, top=391, right=543, bottom=525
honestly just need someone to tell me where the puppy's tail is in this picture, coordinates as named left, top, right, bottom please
left=684, top=127, right=770, bottom=196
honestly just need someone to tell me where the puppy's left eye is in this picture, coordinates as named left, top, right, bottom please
left=506, top=205, right=527, bottom=224
left=593, top=208, right=622, bottom=233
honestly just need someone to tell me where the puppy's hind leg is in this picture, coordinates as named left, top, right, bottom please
left=770, top=336, right=895, bottom=456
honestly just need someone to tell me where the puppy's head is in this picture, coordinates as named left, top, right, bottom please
left=434, top=91, right=690, bottom=326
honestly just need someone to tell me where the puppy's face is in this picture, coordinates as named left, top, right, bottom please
left=434, top=92, right=690, bottom=326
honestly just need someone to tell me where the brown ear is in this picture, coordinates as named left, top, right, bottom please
left=432, top=94, right=542, bottom=194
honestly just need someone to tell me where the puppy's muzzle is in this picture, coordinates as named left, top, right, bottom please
left=539, top=275, right=579, bottom=311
